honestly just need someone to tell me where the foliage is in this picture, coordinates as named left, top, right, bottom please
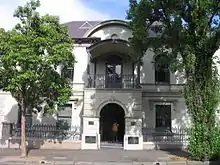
left=127, top=0, right=220, bottom=160
left=0, top=0, right=75, bottom=156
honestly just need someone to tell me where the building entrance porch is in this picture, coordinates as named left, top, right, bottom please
left=100, top=103, right=125, bottom=148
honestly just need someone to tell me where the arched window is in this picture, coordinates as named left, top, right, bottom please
left=154, top=54, right=170, bottom=83
left=61, top=66, right=74, bottom=81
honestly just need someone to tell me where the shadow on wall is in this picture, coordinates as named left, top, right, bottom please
left=32, top=112, right=57, bottom=125
left=1, top=104, right=18, bottom=147
left=1, top=102, right=81, bottom=150
left=73, top=96, right=84, bottom=140
left=1, top=103, right=46, bottom=149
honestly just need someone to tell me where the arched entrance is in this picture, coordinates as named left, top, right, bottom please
left=99, top=103, right=125, bottom=145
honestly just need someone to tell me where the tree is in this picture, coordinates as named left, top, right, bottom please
left=0, top=0, right=75, bottom=157
left=127, top=0, right=220, bottom=161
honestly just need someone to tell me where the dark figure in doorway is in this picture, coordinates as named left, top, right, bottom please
left=112, top=122, right=119, bottom=142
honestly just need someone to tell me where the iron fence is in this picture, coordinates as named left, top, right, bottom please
left=2, top=122, right=81, bottom=141
left=2, top=123, right=190, bottom=144
left=142, top=128, right=190, bottom=143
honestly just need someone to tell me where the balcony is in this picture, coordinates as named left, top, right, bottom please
left=86, top=74, right=136, bottom=89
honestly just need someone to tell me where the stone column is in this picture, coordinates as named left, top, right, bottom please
left=70, top=100, right=80, bottom=140
left=124, top=118, right=143, bottom=150
left=81, top=116, right=100, bottom=150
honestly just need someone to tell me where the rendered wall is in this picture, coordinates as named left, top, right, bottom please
left=90, top=25, right=132, bottom=41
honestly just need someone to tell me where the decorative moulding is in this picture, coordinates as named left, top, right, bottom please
left=110, top=96, right=115, bottom=102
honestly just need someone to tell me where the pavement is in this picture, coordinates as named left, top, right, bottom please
left=0, top=148, right=219, bottom=165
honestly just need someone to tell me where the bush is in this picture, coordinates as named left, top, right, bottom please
left=189, top=124, right=220, bottom=161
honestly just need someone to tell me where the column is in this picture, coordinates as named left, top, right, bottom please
left=132, top=63, right=135, bottom=88
left=124, top=118, right=143, bottom=150
left=93, top=60, right=97, bottom=88
left=71, top=100, right=80, bottom=140
left=81, top=116, right=100, bottom=150
left=136, top=62, right=141, bottom=88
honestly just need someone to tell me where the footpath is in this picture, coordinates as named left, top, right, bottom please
left=0, top=148, right=219, bottom=165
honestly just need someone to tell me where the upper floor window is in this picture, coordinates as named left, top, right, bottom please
left=154, top=54, right=170, bottom=83
left=61, top=67, right=74, bottom=81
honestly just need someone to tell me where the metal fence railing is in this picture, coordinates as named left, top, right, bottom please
left=2, top=122, right=81, bottom=141
left=2, top=123, right=190, bottom=144
left=142, top=128, right=190, bottom=144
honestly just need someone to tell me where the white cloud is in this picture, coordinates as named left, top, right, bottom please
left=0, top=0, right=111, bottom=30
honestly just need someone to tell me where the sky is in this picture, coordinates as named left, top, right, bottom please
left=0, top=0, right=129, bottom=30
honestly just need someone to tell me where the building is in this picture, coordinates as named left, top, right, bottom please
left=0, top=19, right=195, bottom=150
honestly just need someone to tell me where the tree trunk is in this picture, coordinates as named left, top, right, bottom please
left=20, top=103, right=27, bottom=157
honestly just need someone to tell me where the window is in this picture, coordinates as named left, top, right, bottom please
left=155, top=55, right=170, bottom=83
left=61, top=67, right=74, bottom=81
left=17, top=104, right=32, bottom=128
left=155, top=104, right=171, bottom=130
left=57, top=104, right=72, bottom=129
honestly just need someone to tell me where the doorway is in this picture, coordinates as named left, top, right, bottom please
left=99, top=103, right=125, bottom=146
left=105, top=55, right=122, bottom=88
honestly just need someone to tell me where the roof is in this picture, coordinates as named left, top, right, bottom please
left=64, top=21, right=101, bottom=38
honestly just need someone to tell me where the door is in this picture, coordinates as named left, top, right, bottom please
left=105, top=63, right=122, bottom=88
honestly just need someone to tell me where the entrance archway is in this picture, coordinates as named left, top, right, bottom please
left=99, top=103, right=125, bottom=144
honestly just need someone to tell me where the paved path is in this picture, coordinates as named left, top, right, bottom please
left=0, top=148, right=188, bottom=162
left=0, top=148, right=219, bottom=165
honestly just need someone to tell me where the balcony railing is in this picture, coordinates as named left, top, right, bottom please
left=87, top=74, right=136, bottom=89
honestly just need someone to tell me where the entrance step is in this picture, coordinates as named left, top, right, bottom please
left=100, top=142, right=123, bottom=149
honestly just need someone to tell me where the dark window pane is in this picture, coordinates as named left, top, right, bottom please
left=155, top=55, right=170, bottom=83
left=58, top=104, right=72, bottom=117
left=61, top=67, right=74, bottom=80
left=105, top=60, right=122, bottom=88
left=155, top=104, right=171, bottom=130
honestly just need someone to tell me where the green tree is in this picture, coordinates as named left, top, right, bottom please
left=0, top=0, right=75, bottom=157
left=127, top=0, right=220, bottom=161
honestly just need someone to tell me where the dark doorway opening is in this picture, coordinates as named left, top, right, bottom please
left=100, top=103, right=125, bottom=144
left=105, top=55, right=122, bottom=88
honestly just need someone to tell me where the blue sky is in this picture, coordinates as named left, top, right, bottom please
left=0, top=0, right=129, bottom=30
left=81, top=0, right=129, bottom=20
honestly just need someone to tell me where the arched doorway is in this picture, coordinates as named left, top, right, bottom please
left=99, top=103, right=125, bottom=145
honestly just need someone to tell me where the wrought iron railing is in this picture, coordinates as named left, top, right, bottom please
left=2, top=122, right=190, bottom=144
left=87, top=74, right=136, bottom=88
left=142, top=128, right=190, bottom=143
left=2, top=122, right=81, bottom=141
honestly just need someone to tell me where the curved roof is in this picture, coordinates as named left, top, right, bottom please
left=83, top=19, right=130, bottom=38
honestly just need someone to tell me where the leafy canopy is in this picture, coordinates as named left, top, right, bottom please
left=0, top=0, right=75, bottom=113
left=127, top=0, right=220, bottom=65
left=127, top=0, right=220, bottom=161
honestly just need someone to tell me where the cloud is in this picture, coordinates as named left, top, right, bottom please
left=0, top=0, right=110, bottom=30
left=94, top=0, right=128, bottom=7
